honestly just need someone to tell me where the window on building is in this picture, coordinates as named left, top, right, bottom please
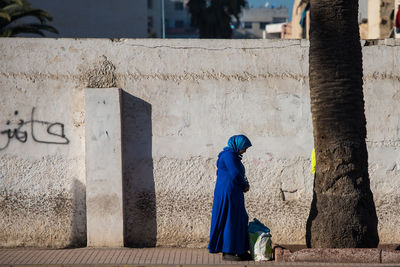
left=147, top=0, right=153, bottom=9
left=175, top=20, right=184, bottom=28
left=147, top=16, right=153, bottom=33
left=259, top=22, right=269, bottom=29
left=273, top=17, right=286, bottom=23
left=244, top=22, right=252, bottom=29
left=174, top=1, right=184, bottom=10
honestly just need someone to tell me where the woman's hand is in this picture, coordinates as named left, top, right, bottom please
left=243, top=176, right=250, bottom=193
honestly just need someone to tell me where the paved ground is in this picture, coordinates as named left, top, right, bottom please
left=0, top=248, right=399, bottom=267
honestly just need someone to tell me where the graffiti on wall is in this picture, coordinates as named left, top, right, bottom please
left=0, top=107, right=69, bottom=151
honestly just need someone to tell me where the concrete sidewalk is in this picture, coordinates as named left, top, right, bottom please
left=0, top=248, right=400, bottom=267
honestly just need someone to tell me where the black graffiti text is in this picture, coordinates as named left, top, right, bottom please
left=0, top=108, right=69, bottom=151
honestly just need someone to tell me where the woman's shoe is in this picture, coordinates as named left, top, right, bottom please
left=222, top=252, right=252, bottom=261
left=222, top=253, right=242, bottom=261
left=238, top=252, right=252, bottom=261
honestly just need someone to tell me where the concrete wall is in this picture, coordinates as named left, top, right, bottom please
left=0, top=38, right=399, bottom=248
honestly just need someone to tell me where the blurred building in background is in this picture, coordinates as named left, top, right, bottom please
left=288, top=0, right=400, bottom=39
left=147, top=0, right=163, bottom=37
left=29, top=0, right=156, bottom=38
left=264, top=21, right=289, bottom=38
left=164, top=0, right=197, bottom=38
left=233, top=6, right=289, bottom=38
left=28, top=0, right=196, bottom=38
left=22, top=0, right=400, bottom=39
left=366, top=0, right=399, bottom=39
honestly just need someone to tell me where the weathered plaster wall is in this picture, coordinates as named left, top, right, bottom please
left=0, top=43, right=86, bottom=247
left=0, top=38, right=399, bottom=248
left=363, top=40, right=400, bottom=243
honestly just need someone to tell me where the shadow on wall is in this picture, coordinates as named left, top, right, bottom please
left=121, top=91, right=157, bottom=247
left=70, top=178, right=87, bottom=247
left=305, top=176, right=317, bottom=248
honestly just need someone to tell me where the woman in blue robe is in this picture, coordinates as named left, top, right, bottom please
left=208, top=135, right=252, bottom=261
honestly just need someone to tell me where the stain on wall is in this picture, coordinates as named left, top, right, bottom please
left=81, top=56, right=118, bottom=88
left=0, top=155, right=86, bottom=247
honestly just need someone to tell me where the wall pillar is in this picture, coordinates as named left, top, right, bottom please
left=84, top=88, right=124, bottom=247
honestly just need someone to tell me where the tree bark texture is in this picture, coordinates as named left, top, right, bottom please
left=307, top=0, right=379, bottom=248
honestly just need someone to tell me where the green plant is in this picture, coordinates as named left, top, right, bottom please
left=0, top=0, right=58, bottom=37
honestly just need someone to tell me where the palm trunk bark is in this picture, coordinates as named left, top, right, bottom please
left=307, top=0, right=379, bottom=247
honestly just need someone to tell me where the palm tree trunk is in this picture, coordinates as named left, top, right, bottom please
left=307, top=0, right=379, bottom=248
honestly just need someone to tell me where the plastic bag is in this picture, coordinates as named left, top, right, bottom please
left=248, top=218, right=273, bottom=261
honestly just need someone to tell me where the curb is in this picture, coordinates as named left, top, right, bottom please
left=1, top=264, right=400, bottom=267
left=274, top=247, right=400, bottom=264
left=382, top=250, right=400, bottom=264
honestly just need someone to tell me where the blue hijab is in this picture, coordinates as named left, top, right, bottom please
left=224, top=135, right=252, bottom=155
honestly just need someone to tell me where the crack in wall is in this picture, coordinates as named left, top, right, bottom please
left=124, top=43, right=303, bottom=51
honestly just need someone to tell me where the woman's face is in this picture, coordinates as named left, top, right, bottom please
left=239, top=148, right=247, bottom=155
